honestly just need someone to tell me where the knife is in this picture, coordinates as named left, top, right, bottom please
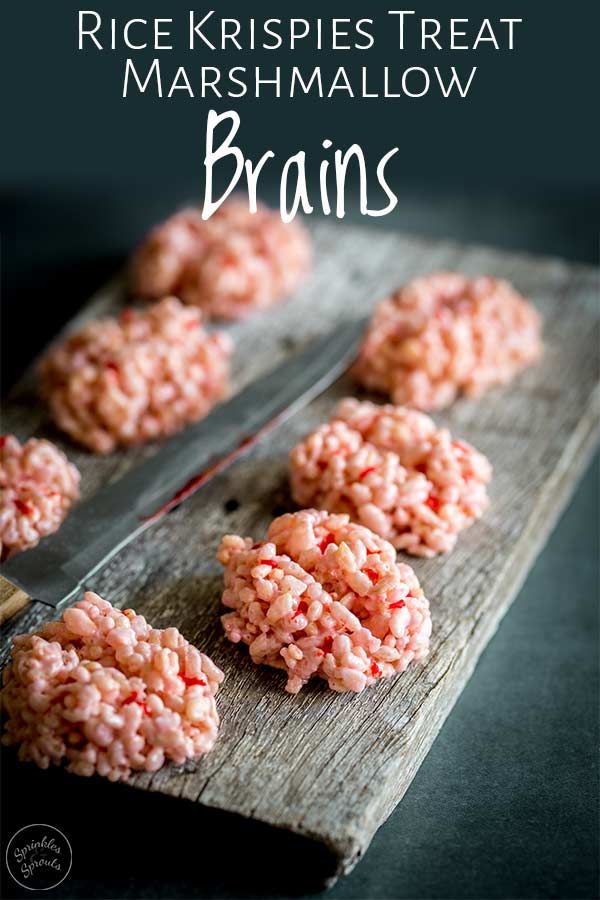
left=0, top=317, right=367, bottom=625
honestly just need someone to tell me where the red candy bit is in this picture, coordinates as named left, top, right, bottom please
left=364, top=567, right=380, bottom=584
left=39, top=485, right=62, bottom=499
left=292, top=600, right=308, bottom=620
left=179, top=673, right=207, bottom=687
left=259, top=558, right=279, bottom=568
left=0, top=436, right=6, bottom=449
left=14, top=499, right=33, bottom=516
left=119, top=308, right=135, bottom=325
left=358, top=466, right=376, bottom=481
left=321, top=636, right=334, bottom=654
left=415, top=462, right=428, bottom=474
left=220, top=251, right=238, bottom=268
left=388, top=599, right=406, bottom=610
left=104, top=360, right=121, bottom=383
left=425, top=494, right=440, bottom=513
left=370, top=662, right=382, bottom=678
left=317, top=533, right=335, bottom=554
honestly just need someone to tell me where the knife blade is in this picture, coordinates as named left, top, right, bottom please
left=0, top=317, right=367, bottom=622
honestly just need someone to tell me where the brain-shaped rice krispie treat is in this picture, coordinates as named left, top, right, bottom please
left=0, top=435, right=80, bottom=560
left=218, top=509, right=431, bottom=694
left=39, top=297, right=232, bottom=453
left=130, top=199, right=311, bottom=320
left=290, top=399, right=491, bottom=557
left=355, top=272, right=542, bottom=410
left=1, top=592, right=224, bottom=781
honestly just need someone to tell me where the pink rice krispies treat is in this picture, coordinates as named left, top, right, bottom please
left=290, top=399, right=491, bottom=557
left=355, top=272, right=542, bottom=410
left=130, top=199, right=311, bottom=320
left=218, top=509, right=431, bottom=694
left=0, top=435, right=80, bottom=560
left=1, top=592, right=224, bottom=781
left=39, top=297, right=232, bottom=453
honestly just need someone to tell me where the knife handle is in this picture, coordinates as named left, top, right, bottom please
left=0, top=574, right=31, bottom=625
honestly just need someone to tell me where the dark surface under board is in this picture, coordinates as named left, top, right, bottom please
left=1, top=456, right=597, bottom=900
left=1, top=185, right=598, bottom=900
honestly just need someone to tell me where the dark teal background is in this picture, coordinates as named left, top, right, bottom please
left=3, top=0, right=599, bottom=390
left=3, top=1, right=599, bottom=192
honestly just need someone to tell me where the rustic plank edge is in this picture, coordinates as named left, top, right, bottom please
left=332, top=386, right=600, bottom=876
left=1, top=223, right=598, bottom=887
left=164, top=390, right=599, bottom=881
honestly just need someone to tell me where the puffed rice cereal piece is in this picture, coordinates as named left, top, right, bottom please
left=130, top=199, right=311, bottom=320
left=290, top=398, right=491, bottom=557
left=218, top=509, right=431, bottom=694
left=39, top=297, right=232, bottom=453
left=355, top=272, right=542, bottom=410
left=0, top=435, right=80, bottom=560
left=1, top=592, right=224, bottom=781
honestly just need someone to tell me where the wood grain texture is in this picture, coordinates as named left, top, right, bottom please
left=1, top=223, right=599, bottom=882
left=0, top=575, right=31, bottom=624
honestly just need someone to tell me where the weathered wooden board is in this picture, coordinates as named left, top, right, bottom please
left=1, top=222, right=599, bottom=883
